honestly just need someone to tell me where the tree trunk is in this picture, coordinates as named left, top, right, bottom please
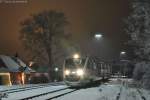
left=47, top=47, right=54, bottom=82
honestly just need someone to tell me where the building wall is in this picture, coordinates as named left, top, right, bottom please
left=10, top=72, right=24, bottom=85
left=0, top=73, right=11, bottom=85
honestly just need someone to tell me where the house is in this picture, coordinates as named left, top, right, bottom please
left=0, top=55, right=35, bottom=85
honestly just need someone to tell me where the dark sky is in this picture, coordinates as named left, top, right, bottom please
left=0, top=0, right=130, bottom=60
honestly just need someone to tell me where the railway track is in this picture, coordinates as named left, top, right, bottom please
left=137, top=89, right=146, bottom=100
left=116, top=86, right=122, bottom=100
left=0, top=82, right=64, bottom=94
left=16, top=87, right=78, bottom=100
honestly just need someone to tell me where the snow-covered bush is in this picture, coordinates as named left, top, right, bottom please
left=133, top=62, right=147, bottom=81
left=124, top=0, right=150, bottom=90
left=142, top=66, right=150, bottom=89
left=133, top=61, right=150, bottom=89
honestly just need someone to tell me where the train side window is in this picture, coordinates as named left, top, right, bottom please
left=91, top=59, right=96, bottom=70
left=87, top=59, right=95, bottom=70
left=93, top=63, right=97, bottom=70
left=87, top=59, right=91, bottom=69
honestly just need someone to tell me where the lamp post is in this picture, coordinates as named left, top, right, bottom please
left=120, top=51, right=127, bottom=60
left=94, top=33, right=103, bottom=77
left=120, top=51, right=127, bottom=77
left=54, top=67, right=59, bottom=82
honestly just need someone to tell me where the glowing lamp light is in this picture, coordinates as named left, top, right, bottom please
left=29, top=61, right=34, bottom=67
left=73, top=54, right=80, bottom=59
left=120, top=51, right=126, bottom=55
left=54, top=67, right=59, bottom=72
left=76, top=69, right=84, bottom=76
left=94, top=34, right=102, bottom=40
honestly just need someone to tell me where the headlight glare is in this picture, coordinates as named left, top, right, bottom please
left=76, top=69, right=84, bottom=76
left=65, top=70, right=70, bottom=75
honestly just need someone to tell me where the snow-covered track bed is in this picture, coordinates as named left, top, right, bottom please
left=0, top=82, right=64, bottom=94
left=119, top=86, right=149, bottom=100
left=137, top=89, right=146, bottom=100
left=2, top=85, right=70, bottom=100
left=24, top=88, right=78, bottom=100
left=116, top=86, right=123, bottom=100
left=53, top=84, right=122, bottom=100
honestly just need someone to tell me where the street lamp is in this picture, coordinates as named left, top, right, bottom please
left=120, top=51, right=127, bottom=77
left=120, top=51, right=127, bottom=60
left=94, top=33, right=103, bottom=40
left=120, top=51, right=126, bottom=55
left=54, top=67, right=59, bottom=82
left=93, top=33, right=103, bottom=57
left=54, top=67, right=59, bottom=72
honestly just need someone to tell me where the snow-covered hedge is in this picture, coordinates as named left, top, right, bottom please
left=142, top=66, right=150, bottom=89
left=133, top=61, right=150, bottom=89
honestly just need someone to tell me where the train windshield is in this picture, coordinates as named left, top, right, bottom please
left=65, top=58, right=86, bottom=68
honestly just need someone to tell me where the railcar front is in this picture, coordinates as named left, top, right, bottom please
left=63, top=57, right=87, bottom=86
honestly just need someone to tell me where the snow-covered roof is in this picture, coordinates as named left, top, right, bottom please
left=0, top=55, right=20, bottom=72
left=0, top=67, right=9, bottom=73
left=11, top=56, right=35, bottom=73
left=0, top=55, right=35, bottom=73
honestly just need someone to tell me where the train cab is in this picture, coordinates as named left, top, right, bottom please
left=63, top=54, right=100, bottom=86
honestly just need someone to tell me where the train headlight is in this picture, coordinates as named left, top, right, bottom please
left=76, top=69, right=84, bottom=76
left=65, top=70, right=70, bottom=75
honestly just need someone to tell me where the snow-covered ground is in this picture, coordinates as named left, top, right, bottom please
left=1, top=85, right=68, bottom=100
left=140, top=89, right=150, bottom=100
left=54, top=79, right=150, bottom=100
left=0, top=78, right=149, bottom=100
left=0, top=84, right=39, bottom=91
left=54, top=84, right=121, bottom=100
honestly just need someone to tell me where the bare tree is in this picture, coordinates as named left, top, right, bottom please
left=20, top=10, right=68, bottom=80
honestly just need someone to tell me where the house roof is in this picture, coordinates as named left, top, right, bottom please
left=0, top=55, right=35, bottom=73
left=0, top=67, right=9, bottom=73
left=11, top=56, right=35, bottom=73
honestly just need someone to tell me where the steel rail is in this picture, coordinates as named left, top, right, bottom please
left=0, top=82, right=64, bottom=94
left=46, top=89, right=78, bottom=100
left=137, top=89, right=146, bottom=100
left=20, top=87, right=72, bottom=100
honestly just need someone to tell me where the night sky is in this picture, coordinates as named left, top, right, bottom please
left=0, top=0, right=130, bottom=60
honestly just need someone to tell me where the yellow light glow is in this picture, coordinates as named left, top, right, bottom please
left=65, top=70, right=70, bottom=75
left=0, top=73, right=12, bottom=86
left=76, top=69, right=84, bottom=76
left=22, top=73, right=25, bottom=85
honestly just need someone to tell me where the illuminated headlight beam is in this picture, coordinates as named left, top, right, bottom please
left=73, top=54, right=80, bottom=59
left=76, top=69, right=84, bottom=76
left=65, top=70, right=70, bottom=75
